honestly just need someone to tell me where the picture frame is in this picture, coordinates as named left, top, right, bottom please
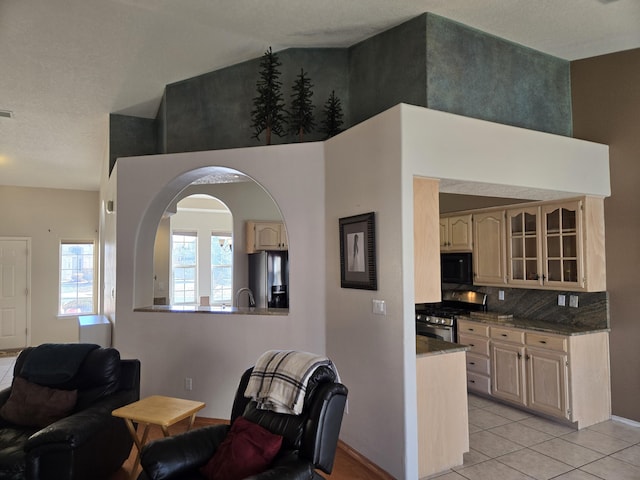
left=339, top=212, right=377, bottom=290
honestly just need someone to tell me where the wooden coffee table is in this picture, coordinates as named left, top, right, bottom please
left=112, top=395, right=206, bottom=479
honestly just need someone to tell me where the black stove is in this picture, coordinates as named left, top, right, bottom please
left=415, top=290, right=487, bottom=341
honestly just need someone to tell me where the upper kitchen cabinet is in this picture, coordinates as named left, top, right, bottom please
left=507, top=197, right=605, bottom=291
left=246, top=221, right=288, bottom=253
left=414, top=177, right=441, bottom=303
left=541, top=200, right=582, bottom=288
left=473, top=211, right=507, bottom=285
left=440, top=214, right=473, bottom=252
left=462, top=196, right=606, bottom=292
left=507, top=206, right=542, bottom=287
left=540, top=198, right=605, bottom=291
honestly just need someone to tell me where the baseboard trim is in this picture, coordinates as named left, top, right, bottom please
left=611, top=415, right=640, bottom=428
left=337, top=440, right=395, bottom=480
left=0, top=349, right=22, bottom=357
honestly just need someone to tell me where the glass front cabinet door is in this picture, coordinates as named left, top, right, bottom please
left=541, top=200, right=583, bottom=289
left=507, top=207, right=542, bottom=286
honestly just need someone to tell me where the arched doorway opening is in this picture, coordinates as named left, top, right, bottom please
left=148, top=167, right=286, bottom=309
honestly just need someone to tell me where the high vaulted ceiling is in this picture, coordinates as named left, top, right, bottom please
left=1, top=0, right=639, bottom=191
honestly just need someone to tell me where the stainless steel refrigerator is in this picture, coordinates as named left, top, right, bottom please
left=248, top=251, right=289, bottom=308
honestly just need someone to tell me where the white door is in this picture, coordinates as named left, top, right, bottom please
left=0, top=239, right=29, bottom=350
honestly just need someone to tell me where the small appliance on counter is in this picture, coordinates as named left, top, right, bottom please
left=248, top=250, right=289, bottom=308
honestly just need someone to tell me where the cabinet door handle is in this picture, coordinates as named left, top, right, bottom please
left=469, top=380, right=476, bottom=384
left=469, top=328, right=474, bottom=331
left=517, top=352, right=522, bottom=359
left=501, top=333, right=508, bottom=337
left=469, top=362, right=476, bottom=365
left=526, top=354, right=531, bottom=360
left=539, top=340, right=547, bottom=344
left=469, top=343, right=475, bottom=347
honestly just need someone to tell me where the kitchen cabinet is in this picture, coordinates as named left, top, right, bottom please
left=490, top=326, right=528, bottom=406
left=507, top=206, right=542, bottom=286
left=472, top=211, right=507, bottom=285
left=468, top=196, right=606, bottom=292
left=458, top=319, right=491, bottom=395
left=526, top=342, right=569, bottom=420
left=440, top=214, right=472, bottom=252
left=491, top=326, right=570, bottom=420
left=469, top=321, right=610, bottom=428
left=414, top=177, right=441, bottom=303
left=541, top=200, right=582, bottom=288
left=246, top=221, right=288, bottom=253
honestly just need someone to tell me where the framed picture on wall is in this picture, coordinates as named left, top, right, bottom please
left=339, top=212, right=377, bottom=290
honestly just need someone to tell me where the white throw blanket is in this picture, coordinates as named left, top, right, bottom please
left=244, top=350, right=337, bottom=415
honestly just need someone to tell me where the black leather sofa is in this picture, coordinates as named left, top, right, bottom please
left=0, top=344, right=140, bottom=480
left=137, top=366, right=348, bottom=480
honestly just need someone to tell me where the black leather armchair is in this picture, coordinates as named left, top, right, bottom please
left=137, top=366, right=348, bottom=480
left=0, top=345, right=140, bottom=480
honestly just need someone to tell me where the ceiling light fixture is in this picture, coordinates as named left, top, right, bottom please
left=0, top=110, right=13, bottom=119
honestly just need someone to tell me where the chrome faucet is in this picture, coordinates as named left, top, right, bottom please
left=235, top=288, right=255, bottom=307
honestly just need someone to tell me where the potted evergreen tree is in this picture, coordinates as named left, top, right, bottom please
left=250, top=47, right=286, bottom=145
left=288, top=68, right=315, bottom=142
left=320, top=90, right=344, bottom=139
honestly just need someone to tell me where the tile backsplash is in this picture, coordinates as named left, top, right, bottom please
left=443, top=284, right=609, bottom=330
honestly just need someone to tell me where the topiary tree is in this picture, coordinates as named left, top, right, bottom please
left=320, top=90, right=344, bottom=139
left=250, top=47, right=287, bottom=145
left=288, top=68, right=315, bottom=142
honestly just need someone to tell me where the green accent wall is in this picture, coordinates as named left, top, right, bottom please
left=110, top=12, right=572, bottom=164
left=425, top=14, right=571, bottom=136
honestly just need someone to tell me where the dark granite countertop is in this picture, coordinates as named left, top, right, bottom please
left=416, top=336, right=469, bottom=357
left=134, top=305, right=288, bottom=315
left=459, top=314, right=609, bottom=335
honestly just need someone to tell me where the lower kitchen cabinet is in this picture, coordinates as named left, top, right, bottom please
left=459, top=319, right=610, bottom=429
left=527, top=347, right=569, bottom=420
left=491, top=340, right=527, bottom=406
left=491, top=329, right=570, bottom=421
left=458, top=320, right=491, bottom=395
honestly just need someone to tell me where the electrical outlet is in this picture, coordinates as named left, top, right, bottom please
left=185, top=377, right=193, bottom=391
left=569, top=295, right=579, bottom=308
left=558, top=294, right=566, bottom=307
left=498, top=290, right=505, bottom=301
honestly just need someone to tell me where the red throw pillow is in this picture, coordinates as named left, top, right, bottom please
left=200, top=416, right=283, bottom=480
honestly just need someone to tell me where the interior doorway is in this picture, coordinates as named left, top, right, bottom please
left=0, top=238, right=30, bottom=350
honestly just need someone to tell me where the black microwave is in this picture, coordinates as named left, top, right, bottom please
left=441, top=252, right=473, bottom=285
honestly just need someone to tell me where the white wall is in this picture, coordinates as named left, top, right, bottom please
left=323, top=104, right=611, bottom=479
left=0, top=185, right=99, bottom=345
left=325, top=107, right=413, bottom=479
left=102, top=104, right=610, bottom=480
left=401, top=104, right=610, bottom=199
left=110, top=144, right=326, bottom=418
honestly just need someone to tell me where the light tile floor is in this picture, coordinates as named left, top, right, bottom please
left=429, top=394, right=640, bottom=480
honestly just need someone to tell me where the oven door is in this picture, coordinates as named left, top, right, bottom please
left=416, top=322, right=454, bottom=343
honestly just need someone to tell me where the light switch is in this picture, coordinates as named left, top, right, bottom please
left=558, top=294, right=566, bottom=307
left=498, top=290, right=505, bottom=301
left=372, top=299, right=386, bottom=315
left=569, top=295, right=579, bottom=308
